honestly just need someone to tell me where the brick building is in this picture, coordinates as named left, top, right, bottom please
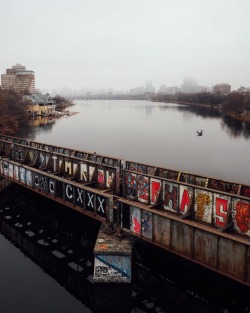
left=1, top=63, right=35, bottom=94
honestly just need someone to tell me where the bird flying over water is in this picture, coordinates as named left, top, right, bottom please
left=196, top=130, right=203, bottom=136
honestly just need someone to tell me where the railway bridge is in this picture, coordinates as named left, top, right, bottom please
left=0, top=134, right=250, bottom=286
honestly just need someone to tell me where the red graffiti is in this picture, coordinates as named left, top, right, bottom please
left=235, top=201, right=250, bottom=234
left=98, top=170, right=104, bottom=184
left=138, top=176, right=149, bottom=201
left=180, top=188, right=191, bottom=213
left=215, top=197, right=228, bottom=227
left=151, top=180, right=160, bottom=203
left=133, top=217, right=141, bottom=234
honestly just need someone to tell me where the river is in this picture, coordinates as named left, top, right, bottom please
left=1, top=100, right=250, bottom=313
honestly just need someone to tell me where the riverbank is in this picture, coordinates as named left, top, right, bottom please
left=226, top=111, right=250, bottom=123
left=167, top=100, right=250, bottom=124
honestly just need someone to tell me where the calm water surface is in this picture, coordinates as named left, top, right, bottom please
left=30, top=100, right=250, bottom=185
left=1, top=100, right=250, bottom=313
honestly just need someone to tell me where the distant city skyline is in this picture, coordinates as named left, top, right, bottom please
left=0, top=63, right=242, bottom=96
left=43, top=79, right=233, bottom=97
left=1, top=0, right=250, bottom=94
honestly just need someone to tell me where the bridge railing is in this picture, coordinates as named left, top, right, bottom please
left=0, top=135, right=122, bottom=168
left=124, top=160, right=250, bottom=238
left=0, top=158, right=115, bottom=224
left=1, top=135, right=250, bottom=285
left=0, top=139, right=121, bottom=195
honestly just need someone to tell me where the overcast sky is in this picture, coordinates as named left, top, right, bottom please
left=1, top=0, right=249, bottom=92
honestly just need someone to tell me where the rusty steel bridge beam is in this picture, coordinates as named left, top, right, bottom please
left=0, top=135, right=250, bottom=286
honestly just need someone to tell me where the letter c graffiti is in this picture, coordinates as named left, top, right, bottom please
left=66, top=184, right=73, bottom=199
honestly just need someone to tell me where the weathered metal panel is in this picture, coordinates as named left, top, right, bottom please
left=127, top=162, right=137, bottom=171
left=137, top=175, right=149, bottom=203
left=25, top=169, right=33, bottom=186
left=28, top=149, right=37, bottom=165
left=194, top=229, right=217, bottom=267
left=20, top=167, right=25, bottom=183
left=130, top=206, right=141, bottom=235
left=171, top=221, right=192, bottom=257
left=64, top=183, right=74, bottom=204
left=96, top=195, right=106, bottom=218
left=8, top=163, right=13, bottom=178
left=153, top=215, right=170, bottom=248
left=125, top=172, right=137, bottom=199
left=98, top=168, right=105, bottom=186
left=86, top=191, right=95, bottom=213
left=89, top=165, right=95, bottom=181
left=141, top=210, right=153, bottom=240
left=75, top=186, right=84, bottom=208
left=213, top=193, right=231, bottom=227
left=241, top=185, right=250, bottom=197
left=159, top=168, right=179, bottom=180
left=150, top=178, right=161, bottom=205
left=231, top=198, right=250, bottom=237
left=194, top=189, right=213, bottom=223
left=39, top=151, right=46, bottom=168
left=106, top=169, right=115, bottom=188
left=14, top=165, right=19, bottom=181
left=163, top=181, right=178, bottom=213
left=48, top=178, right=56, bottom=196
left=33, top=172, right=41, bottom=189
left=179, top=184, right=193, bottom=215
left=137, top=163, right=147, bottom=174
left=3, top=161, right=8, bottom=176
left=80, top=163, right=88, bottom=182
left=218, top=237, right=246, bottom=280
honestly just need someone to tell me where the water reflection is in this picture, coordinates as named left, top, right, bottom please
left=221, top=114, right=250, bottom=139
left=21, top=100, right=250, bottom=141
left=0, top=184, right=249, bottom=313
left=16, top=100, right=250, bottom=185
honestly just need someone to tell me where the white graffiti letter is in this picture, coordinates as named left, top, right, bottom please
left=97, top=197, right=105, bottom=213
left=87, top=193, right=94, bottom=207
left=66, top=184, right=73, bottom=199
left=76, top=188, right=83, bottom=203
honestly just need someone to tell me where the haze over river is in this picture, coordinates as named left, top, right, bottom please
left=1, top=100, right=250, bottom=313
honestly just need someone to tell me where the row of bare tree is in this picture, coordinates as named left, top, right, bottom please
left=0, top=90, right=28, bottom=135
left=151, top=92, right=250, bottom=115
left=0, top=90, right=71, bottom=135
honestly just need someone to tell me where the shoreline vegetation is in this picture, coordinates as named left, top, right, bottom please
left=150, top=91, right=250, bottom=124
left=1, top=89, right=250, bottom=136
left=0, top=90, right=74, bottom=135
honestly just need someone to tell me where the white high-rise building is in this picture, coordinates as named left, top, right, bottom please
left=1, top=63, right=35, bottom=94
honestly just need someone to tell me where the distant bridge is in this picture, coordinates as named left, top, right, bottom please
left=64, top=94, right=149, bottom=101
left=0, top=134, right=250, bottom=286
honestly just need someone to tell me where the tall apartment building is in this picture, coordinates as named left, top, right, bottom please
left=1, top=63, right=35, bottom=94
left=213, top=83, right=231, bottom=95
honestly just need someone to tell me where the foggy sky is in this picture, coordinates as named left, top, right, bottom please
left=1, top=0, right=250, bottom=92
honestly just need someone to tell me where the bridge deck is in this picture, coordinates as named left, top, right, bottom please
left=0, top=135, right=250, bottom=286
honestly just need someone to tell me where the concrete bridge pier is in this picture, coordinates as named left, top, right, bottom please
left=93, top=224, right=132, bottom=312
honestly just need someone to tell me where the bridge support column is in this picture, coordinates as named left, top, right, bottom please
left=93, top=225, right=132, bottom=312
left=93, top=224, right=132, bottom=283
